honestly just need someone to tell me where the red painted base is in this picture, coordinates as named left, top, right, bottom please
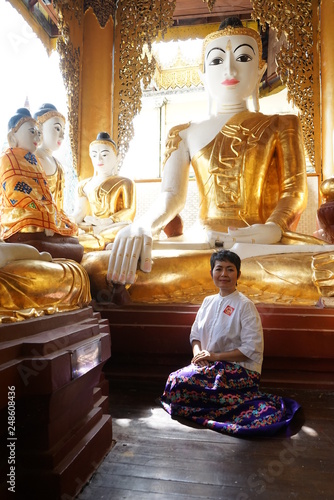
left=95, top=301, right=334, bottom=389
left=0, top=306, right=112, bottom=500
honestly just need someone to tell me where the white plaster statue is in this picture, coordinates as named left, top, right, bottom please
left=0, top=242, right=52, bottom=269
left=34, top=103, right=66, bottom=211
left=1, top=107, right=83, bottom=262
left=107, top=17, right=333, bottom=290
left=72, top=132, right=136, bottom=250
left=0, top=109, right=90, bottom=321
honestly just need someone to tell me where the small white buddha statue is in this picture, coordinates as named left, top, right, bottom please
left=73, top=132, right=136, bottom=251
left=34, top=103, right=66, bottom=210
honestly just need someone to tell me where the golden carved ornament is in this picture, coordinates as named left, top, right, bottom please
left=115, top=0, right=176, bottom=160
left=154, top=44, right=203, bottom=90
left=252, top=0, right=315, bottom=168
left=54, top=0, right=83, bottom=23
left=203, top=0, right=217, bottom=11
left=154, top=65, right=203, bottom=90
left=84, top=0, right=117, bottom=27
left=53, top=1, right=83, bottom=174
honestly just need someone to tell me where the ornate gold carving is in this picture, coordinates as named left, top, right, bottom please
left=154, top=45, right=203, bottom=90
left=115, top=0, right=176, bottom=160
left=54, top=0, right=83, bottom=25
left=155, top=65, right=202, bottom=90
left=203, top=0, right=217, bottom=11
left=53, top=1, right=83, bottom=174
left=84, top=0, right=117, bottom=27
left=252, top=0, right=315, bottom=168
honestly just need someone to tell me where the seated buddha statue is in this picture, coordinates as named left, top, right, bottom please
left=0, top=241, right=91, bottom=322
left=72, top=132, right=136, bottom=251
left=83, top=17, right=334, bottom=306
left=0, top=107, right=83, bottom=262
left=34, top=103, right=66, bottom=211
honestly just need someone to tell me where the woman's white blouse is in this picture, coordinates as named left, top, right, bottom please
left=190, top=290, right=263, bottom=373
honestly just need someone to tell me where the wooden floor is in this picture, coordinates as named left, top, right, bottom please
left=76, top=376, right=334, bottom=500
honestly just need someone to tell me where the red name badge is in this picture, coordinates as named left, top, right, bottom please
left=224, top=305, right=235, bottom=316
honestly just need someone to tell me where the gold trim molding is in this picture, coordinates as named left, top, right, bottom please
left=154, top=65, right=203, bottom=91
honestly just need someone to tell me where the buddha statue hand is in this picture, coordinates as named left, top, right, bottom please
left=207, top=222, right=282, bottom=248
left=107, top=223, right=153, bottom=284
left=0, top=242, right=52, bottom=268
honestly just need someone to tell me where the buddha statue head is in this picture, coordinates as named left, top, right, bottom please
left=200, top=17, right=267, bottom=112
left=34, top=103, right=66, bottom=153
left=89, top=132, right=119, bottom=177
left=7, top=108, right=42, bottom=152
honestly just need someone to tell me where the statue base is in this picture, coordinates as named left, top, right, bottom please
left=0, top=306, right=112, bottom=499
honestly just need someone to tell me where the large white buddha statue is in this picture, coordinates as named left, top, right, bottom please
left=73, top=132, right=136, bottom=251
left=82, top=18, right=334, bottom=305
left=34, top=103, right=66, bottom=211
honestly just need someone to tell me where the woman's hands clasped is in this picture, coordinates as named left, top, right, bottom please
left=191, top=349, right=214, bottom=367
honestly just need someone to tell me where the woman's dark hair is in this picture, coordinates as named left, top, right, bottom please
left=210, top=250, right=241, bottom=275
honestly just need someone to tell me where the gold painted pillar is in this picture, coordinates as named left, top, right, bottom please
left=312, top=0, right=321, bottom=176
left=80, top=8, right=114, bottom=180
left=320, top=0, right=334, bottom=181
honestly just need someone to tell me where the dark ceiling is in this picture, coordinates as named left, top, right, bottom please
left=173, top=0, right=253, bottom=25
left=19, top=0, right=254, bottom=38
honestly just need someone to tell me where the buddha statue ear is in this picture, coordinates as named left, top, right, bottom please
left=7, top=130, right=18, bottom=148
left=252, top=63, right=267, bottom=112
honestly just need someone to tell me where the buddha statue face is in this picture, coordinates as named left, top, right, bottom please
left=8, top=119, right=42, bottom=152
left=89, top=142, right=118, bottom=177
left=41, top=115, right=65, bottom=153
left=202, top=33, right=262, bottom=107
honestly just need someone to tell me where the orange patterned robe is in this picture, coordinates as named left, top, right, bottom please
left=0, top=148, right=77, bottom=239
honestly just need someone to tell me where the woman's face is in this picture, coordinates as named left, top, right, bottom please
left=211, top=259, right=240, bottom=296
left=89, top=143, right=118, bottom=176
left=41, top=116, right=65, bottom=152
left=203, top=34, right=260, bottom=106
left=12, top=120, right=42, bottom=152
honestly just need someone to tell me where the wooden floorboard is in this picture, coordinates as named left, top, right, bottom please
left=77, top=378, right=334, bottom=500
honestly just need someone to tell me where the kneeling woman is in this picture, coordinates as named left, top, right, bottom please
left=160, top=250, right=300, bottom=436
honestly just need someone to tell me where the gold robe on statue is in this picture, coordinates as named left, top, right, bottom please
left=47, top=159, right=65, bottom=211
left=0, top=258, right=91, bottom=322
left=78, top=175, right=136, bottom=251
left=188, top=110, right=307, bottom=234
left=78, top=175, right=136, bottom=223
